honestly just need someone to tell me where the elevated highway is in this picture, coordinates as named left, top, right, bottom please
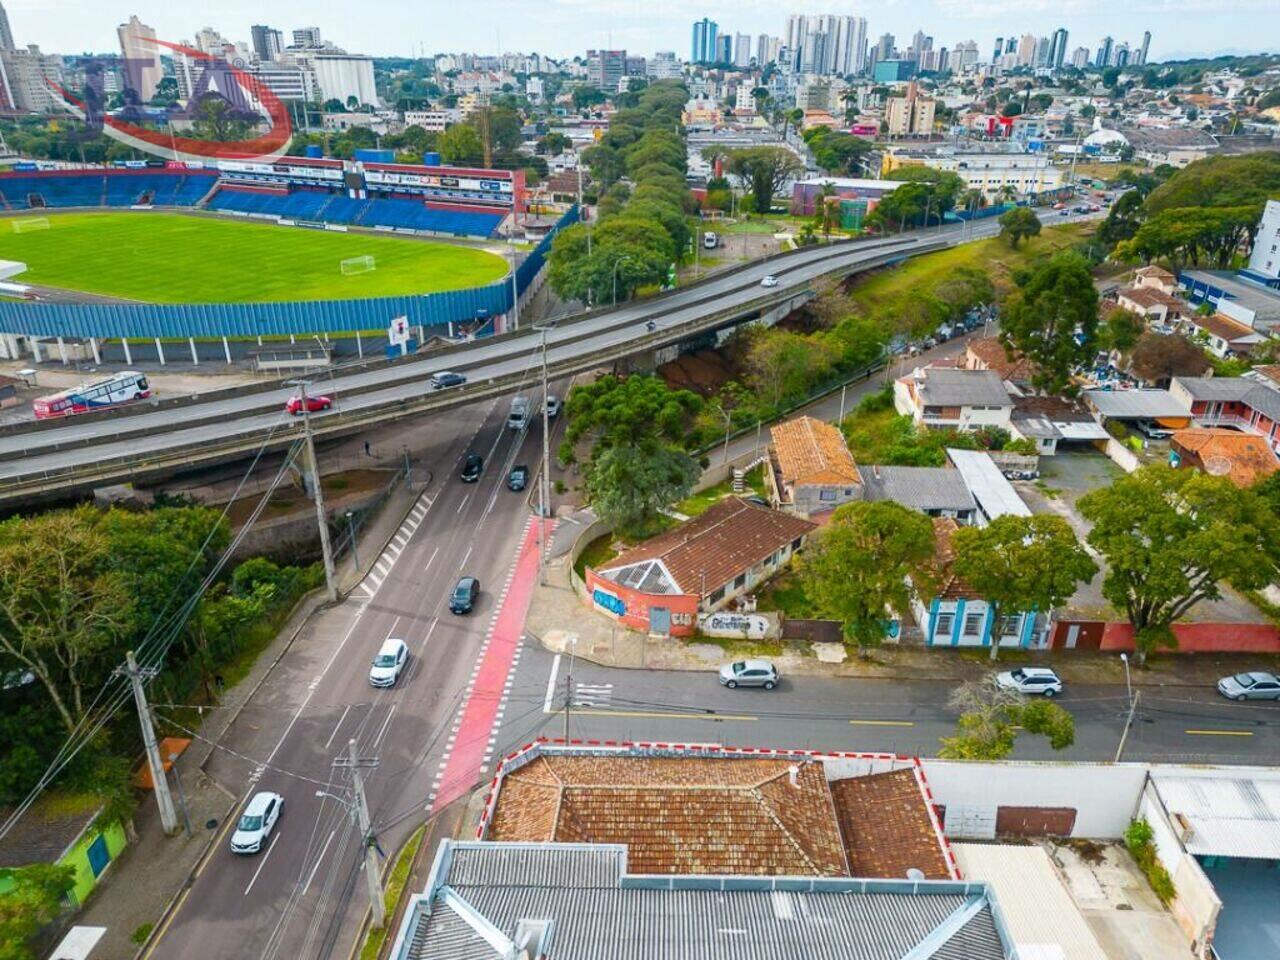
left=0, top=219, right=1009, bottom=503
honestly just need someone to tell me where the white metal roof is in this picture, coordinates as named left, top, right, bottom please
left=953, top=844, right=1106, bottom=960
left=1082, top=389, right=1191, bottom=420
left=1152, top=773, right=1280, bottom=859
left=945, top=449, right=1032, bottom=521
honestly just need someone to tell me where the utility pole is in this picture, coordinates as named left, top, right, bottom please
left=290, top=380, right=337, bottom=602
left=562, top=638, right=578, bottom=740
left=535, top=324, right=554, bottom=585
left=1115, top=689, right=1141, bottom=763
left=333, top=739, right=385, bottom=929
left=120, top=651, right=178, bottom=835
left=508, top=242, right=521, bottom=331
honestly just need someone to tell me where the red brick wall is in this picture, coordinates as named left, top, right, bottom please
left=1100, top=622, right=1280, bottom=653
left=583, top=568, right=700, bottom=637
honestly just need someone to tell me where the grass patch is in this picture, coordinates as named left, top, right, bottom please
left=674, top=478, right=733, bottom=517
left=0, top=212, right=507, bottom=303
left=756, top=570, right=817, bottom=619
left=131, top=924, right=155, bottom=946
left=1034, top=481, right=1062, bottom=498
left=574, top=533, right=619, bottom=578
left=359, top=824, right=427, bottom=960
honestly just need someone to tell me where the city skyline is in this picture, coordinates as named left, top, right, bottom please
left=4, top=0, right=1272, bottom=63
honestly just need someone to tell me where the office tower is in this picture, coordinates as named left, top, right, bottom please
left=1096, top=36, right=1113, bottom=67
left=1138, top=30, right=1151, bottom=66
left=1071, top=47, right=1089, bottom=68
left=1049, top=28, right=1069, bottom=69
left=117, top=15, right=161, bottom=102
left=292, top=27, right=322, bottom=48
left=1034, top=36, right=1051, bottom=67
left=251, top=25, right=283, bottom=63
left=691, top=18, right=718, bottom=64
left=992, top=38, right=1003, bottom=63
left=785, top=14, right=808, bottom=70
left=587, top=49, right=626, bottom=89
left=0, top=2, right=13, bottom=52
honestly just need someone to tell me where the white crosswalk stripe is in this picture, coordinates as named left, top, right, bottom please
left=574, top=682, right=613, bottom=707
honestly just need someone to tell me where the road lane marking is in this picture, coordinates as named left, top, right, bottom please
left=1185, top=729, right=1254, bottom=737
left=849, top=719, right=915, bottom=727
left=323, top=704, right=351, bottom=749
left=301, top=829, right=336, bottom=896
left=373, top=703, right=398, bottom=750
left=543, top=654, right=561, bottom=713
left=459, top=544, right=473, bottom=569
left=243, top=832, right=281, bottom=896
left=571, top=708, right=758, bottom=722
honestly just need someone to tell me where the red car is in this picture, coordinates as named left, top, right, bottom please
left=285, top=394, right=332, bottom=415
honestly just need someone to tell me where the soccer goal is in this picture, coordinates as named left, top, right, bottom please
left=12, top=217, right=50, bottom=234
left=340, top=255, right=376, bottom=276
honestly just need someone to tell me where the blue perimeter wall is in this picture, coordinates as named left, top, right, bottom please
left=0, top=206, right=578, bottom=341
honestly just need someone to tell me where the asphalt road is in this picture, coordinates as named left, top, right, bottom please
left=144, top=394, right=550, bottom=960
left=500, top=643, right=1280, bottom=767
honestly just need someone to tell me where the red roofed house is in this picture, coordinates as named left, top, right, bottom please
left=584, top=497, right=817, bottom=636
left=1170, top=428, right=1280, bottom=488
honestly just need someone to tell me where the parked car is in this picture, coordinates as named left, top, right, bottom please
left=460, top=454, right=484, bottom=482
left=430, top=371, right=467, bottom=390
left=230, top=791, right=283, bottom=854
left=449, top=576, right=480, bottom=614
left=718, top=659, right=779, bottom=689
left=996, top=667, right=1063, bottom=697
left=369, top=637, right=408, bottom=687
left=1134, top=419, right=1173, bottom=441
left=760, top=275, right=779, bottom=288
left=507, top=465, right=529, bottom=491
left=285, top=394, right=331, bottom=415
left=703, top=231, right=719, bottom=249
left=545, top=395, right=561, bottom=418
left=1217, top=671, right=1280, bottom=701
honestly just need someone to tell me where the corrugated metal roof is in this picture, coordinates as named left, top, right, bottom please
left=953, top=843, right=1107, bottom=960
left=945, top=449, right=1031, bottom=521
left=1152, top=774, right=1280, bottom=859
left=915, top=368, right=1012, bottom=408
left=1083, top=389, right=1191, bottom=420
left=859, top=466, right=976, bottom=513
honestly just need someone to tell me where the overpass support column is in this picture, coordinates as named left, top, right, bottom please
left=154, top=338, right=165, bottom=366
left=56, top=337, right=67, bottom=365
left=89, top=338, right=101, bottom=365
left=222, top=336, right=232, bottom=365
left=30, top=338, right=41, bottom=363
left=121, top=338, right=132, bottom=365
left=355, top=331, right=363, bottom=358
left=188, top=338, right=198, bottom=365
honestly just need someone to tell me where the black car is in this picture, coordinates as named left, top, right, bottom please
left=449, top=576, right=480, bottom=614
left=507, top=465, right=530, bottom=491
left=460, top=454, right=484, bottom=482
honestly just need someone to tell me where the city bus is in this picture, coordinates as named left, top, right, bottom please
left=32, top=371, right=152, bottom=419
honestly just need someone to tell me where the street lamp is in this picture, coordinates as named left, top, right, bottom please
left=713, top=403, right=732, bottom=465
left=1119, top=652, right=1132, bottom=710
left=611, top=255, right=633, bottom=307
left=532, top=320, right=556, bottom=585
left=345, top=510, right=360, bottom=570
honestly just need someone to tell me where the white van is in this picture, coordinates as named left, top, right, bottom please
left=507, top=396, right=530, bottom=430
left=703, top=231, right=719, bottom=249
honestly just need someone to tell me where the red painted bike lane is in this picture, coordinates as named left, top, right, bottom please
left=431, top=517, right=550, bottom=812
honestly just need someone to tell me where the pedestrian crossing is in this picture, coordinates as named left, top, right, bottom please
left=573, top=682, right=613, bottom=708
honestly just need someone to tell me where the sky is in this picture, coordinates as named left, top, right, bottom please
left=5, top=0, right=1274, bottom=64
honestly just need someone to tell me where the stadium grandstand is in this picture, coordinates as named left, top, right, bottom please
left=0, top=156, right=523, bottom=239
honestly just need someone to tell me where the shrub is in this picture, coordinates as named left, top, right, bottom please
left=132, top=924, right=155, bottom=946
left=557, top=440, right=576, bottom=466
left=1125, top=818, right=1177, bottom=906
left=1004, top=437, right=1038, bottom=456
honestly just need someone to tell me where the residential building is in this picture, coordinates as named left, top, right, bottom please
left=117, top=15, right=161, bottom=103
left=1049, top=28, right=1070, bottom=69
left=964, top=337, right=1038, bottom=389
left=859, top=465, right=978, bottom=522
left=291, top=27, right=322, bottom=49
left=1170, top=428, right=1279, bottom=488
left=1247, top=199, right=1280, bottom=280
left=310, top=53, right=379, bottom=107
left=584, top=497, right=816, bottom=636
left=1183, top=312, right=1264, bottom=358
left=243, top=64, right=316, bottom=104
left=893, top=367, right=1014, bottom=431
left=1171, top=376, right=1280, bottom=453
left=646, top=50, right=680, bottom=80
left=250, top=25, right=283, bottom=64
left=1138, top=30, right=1152, bottom=66
left=884, top=82, right=935, bottom=137
left=403, top=108, right=459, bottom=132
left=0, top=45, right=63, bottom=113
left=768, top=415, right=862, bottom=517
left=691, top=18, right=718, bottom=64
left=945, top=448, right=1033, bottom=526
left=1071, top=47, right=1090, bottom=68
left=785, top=15, right=808, bottom=70
left=0, top=1, right=13, bottom=52
left=1008, top=396, right=1109, bottom=456
left=0, top=793, right=129, bottom=909
left=715, top=34, right=733, bottom=65
left=1096, top=36, right=1114, bottom=68
left=734, top=32, right=753, bottom=68
left=586, top=49, right=625, bottom=91
left=1116, top=266, right=1186, bottom=327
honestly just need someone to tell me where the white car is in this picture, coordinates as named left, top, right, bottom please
left=760, top=275, right=779, bottom=288
left=230, top=791, right=283, bottom=854
left=996, top=667, right=1063, bottom=697
left=369, top=637, right=408, bottom=687
left=545, top=394, right=561, bottom=418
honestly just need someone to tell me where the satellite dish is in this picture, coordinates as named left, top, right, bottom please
left=1203, top=455, right=1232, bottom=477
left=906, top=868, right=926, bottom=881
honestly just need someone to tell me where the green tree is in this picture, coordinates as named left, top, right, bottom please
left=1079, top=466, right=1280, bottom=664
left=1126, top=332, right=1210, bottom=384
left=538, top=131, right=572, bottom=155
left=1117, top=205, right=1260, bottom=269
left=564, top=374, right=704, bottom=451
left=0, top=863, right=76, bottom=960
left=939, top=674, right=1076, bottom=759
left=951, top=515, right=1097, bottom=662
left=997, top=205, right=1042, bottom=248
left=999, top=252, right=1099, bottom=394
left=1098, top=308, right=1145, bottom=354
left=798, top=501, right=937, bottom=657
left=189, top=92, right=257, bottom=142
left=726, top=146, right=803, bottom=214
left=437, top=123, right=485, bottom=164
left=585, top=440, right=698, bottom=537
left=741, top=327, right=830, bottom=411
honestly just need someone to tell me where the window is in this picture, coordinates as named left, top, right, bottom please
left=819, top=489, right=837, bottom=501
left=791, top=538, right=803, bottom=551
left=708, top=587, right=726, bottom=604
left=998, top=615, right=1022, bottom=637
left=734, top=573, right=746, bottom=589
left=963, top=612, right=983, bottom=637
left=935, top=612, right=954, bottom=636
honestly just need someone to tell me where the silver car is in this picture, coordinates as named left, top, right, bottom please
left=1217, top=672, right=1280, bottom=701
left=718, top=659, right=779, bottom=689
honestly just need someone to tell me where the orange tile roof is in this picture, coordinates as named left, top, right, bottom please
left=771, top=415, right=861, bottom=487
left=930, top=517, right=980, bottom=601
left=829, top=769, right=953, bottom=880
left=599, top=498, right=817, bottom=598
left=1172, top=428, right=1280, bottom=488
left=1119, top=286, right=1184, bottom=311
left=1190, top=313, right=1260, bottom=344
left=1135, top=266, right=1176, bottom=281
left=965, top=337, right=1039, bottom=383
left=487, top=755, right=849, bottom=876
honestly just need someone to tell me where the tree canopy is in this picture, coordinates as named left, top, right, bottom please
left=939, top=675, right=1076, bottom=760
left=584, top=440, right=698, bottom=538
left=1126, top=332, right=1211, bottom=384
left=726, top=146, right=803, bottom=214
left=998, top=206, right=1042, bottom=248
left=998, top=252, right=1099, bottom=394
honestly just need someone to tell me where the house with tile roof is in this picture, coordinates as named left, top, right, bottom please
left=584, top=498, right=817, bottom=637
left=0, top=793, right=128, bottom=908
left=767, top=415, right=863, bottom=518
left=963, top=337, right=1039, bottom=389
left=1170, top=428, right=1280, bottom=488
left=1182, top=311, right=1265, bottom=358
left=894, top=367, right=1013, bottom=432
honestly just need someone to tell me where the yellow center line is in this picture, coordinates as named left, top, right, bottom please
left=571, top=708, right=758, bottom=722
left=1185, top=729, right=1254, bottom=737
left=849, top=719, right=915, bottom=727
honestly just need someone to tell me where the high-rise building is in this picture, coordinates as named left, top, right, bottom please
left=117, top=15, right=162, bottom=103
left=587, top=49, right=626, bottom=90
left=1114, top=43, right=1130, bottom=67
left=1137, top=30, right=1152, bottom=66
left=646, top=50, right=680, bottom=80
left=785, top=15, right=808, bottom=70
left=885, top=81, right=935, bottom=137
left=1, top=44, right=62, bottom=112
left=800, top=31, right=825, bottom=75
left=992, top=38, right=1003, bottom=63
left=911, top=30, right=928, bottom=62
left=757, top=34, right=771, bottom=65
left=849, top=17, right=869, bottom=74
left=715, top=34, right=732, bottom=64
left=1049, top=28, right=1069, bottom=69
left=734, top=32, right=753, bottom=67
left=1096, top=36, right=1114, bottom=67
left=292, top=27, right=322, bottom=49
left=691, top=18, right=718, bottom=64
left=874, top=33, right=894, bottom=64
left=251, top=25, right=283, bottom=63
left=1015, top=33, right=1037, bottom=67
left=1071, top=46, right=1090, bottom=69
left=310, top=53, right=379, bottom=106
left=954, top=40, right=980, bottom=70
left=0, top=2, right=14, bottom=53
left=1034, top=36, right=1051, bottom=67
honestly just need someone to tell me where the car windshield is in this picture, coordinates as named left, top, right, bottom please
left=238, top=814, right=263, bottom=831
left=1233, top=673, right=1257, bottom=686
left=454, top=583, right=471, bottom=598
left=731, top=661, right=746, bottom=673
left=1010, top=669, right=1027, bottom=681
left=373, top=654, right=398, bottom=667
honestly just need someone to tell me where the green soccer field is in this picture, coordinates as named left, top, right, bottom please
left=0, top=212, right=509, bottom=303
